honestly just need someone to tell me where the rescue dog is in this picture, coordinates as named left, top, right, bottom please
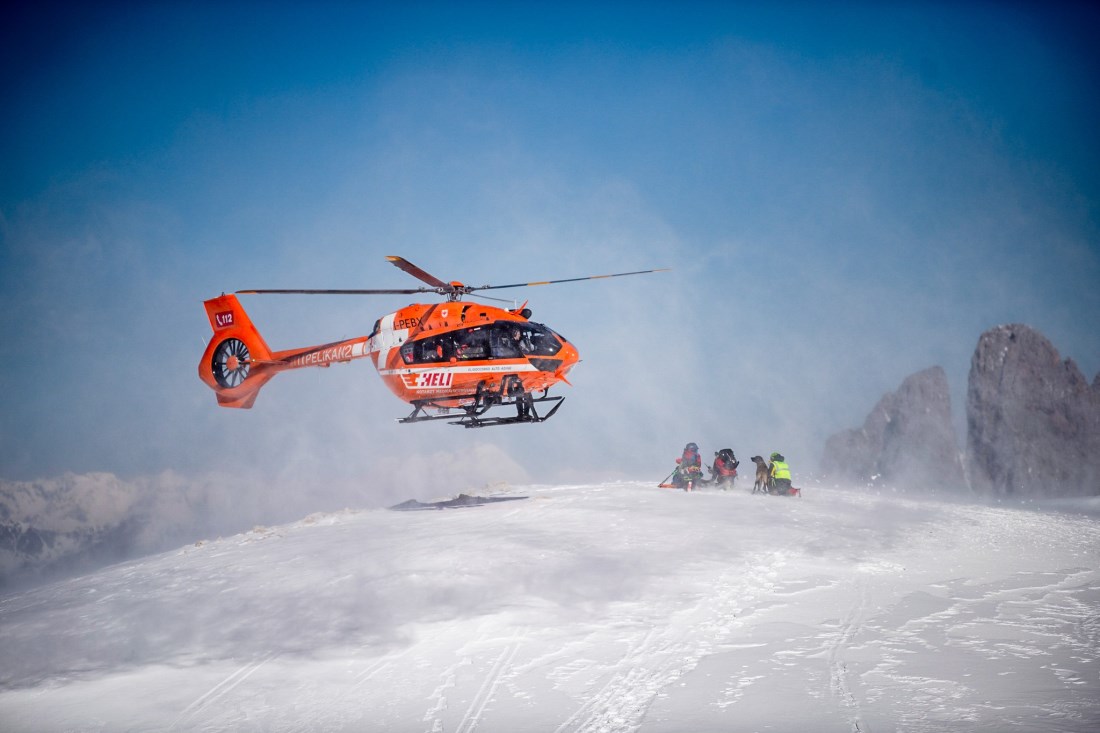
left=750, top=456, right=772, bottom=495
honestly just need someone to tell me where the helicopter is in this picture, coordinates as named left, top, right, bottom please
left=198, top=256, right=667, bottom=428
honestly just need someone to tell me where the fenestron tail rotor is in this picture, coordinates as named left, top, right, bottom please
left=211, top=337, right=251, bottom=388
left=236, top=256, right=668, bottom=302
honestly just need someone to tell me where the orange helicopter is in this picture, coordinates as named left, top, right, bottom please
left=198, top=256, right=667, bottom=427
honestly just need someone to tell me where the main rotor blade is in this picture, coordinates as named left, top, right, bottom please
left=235, top=265, right=669, bottom=298
left=475, top=267, right=671, bottom=292
left=386, top=256, right=449, bottom=289
left=236, top=288, right=436, bottom=295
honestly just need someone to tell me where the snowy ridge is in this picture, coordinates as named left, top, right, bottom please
left=1, top=481, right=1098, bottom=732
left=0, top=471, right=379, bottom=588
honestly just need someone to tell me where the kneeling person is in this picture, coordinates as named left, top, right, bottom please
left=769, top=452, right=793, bottom=496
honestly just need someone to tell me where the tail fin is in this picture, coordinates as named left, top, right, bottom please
left=198, top=294, right=276, bottom=408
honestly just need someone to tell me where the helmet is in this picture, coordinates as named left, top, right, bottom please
left=770, top=452, right=780, bottom=460
left=686, top=442, right=698, bottom=451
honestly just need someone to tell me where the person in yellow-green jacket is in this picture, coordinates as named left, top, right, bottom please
left=769, top=452, right=793, bottom=496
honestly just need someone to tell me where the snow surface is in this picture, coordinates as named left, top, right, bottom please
left=1, top=481, right=1098, bottom=732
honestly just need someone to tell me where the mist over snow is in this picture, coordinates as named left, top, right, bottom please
left=0, top=446, right=529, bottom=589
left=2, top=481, right=1099, bottom=731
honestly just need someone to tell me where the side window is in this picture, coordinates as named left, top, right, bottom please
left=416, top=335, right=447, bottom=363
left=400, top=335, right=451, bottom=364
left=454, top=327, right=490, bottom=360
left=491, top=324, right=523, bottom=359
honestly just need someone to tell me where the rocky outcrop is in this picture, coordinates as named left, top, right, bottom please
left=966, top=324, right=1100, bottom=497
left=821, top=366, right=965, bottom=491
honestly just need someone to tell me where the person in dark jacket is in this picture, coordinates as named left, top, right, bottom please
left=711, top=448, right=739, bottom=489
left=673, top=442, right=704, bottom=491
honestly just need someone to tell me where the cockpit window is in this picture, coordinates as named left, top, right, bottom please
left=399, top=322, right=562, bottom=365
left=508, top=321, right=558, bottom=354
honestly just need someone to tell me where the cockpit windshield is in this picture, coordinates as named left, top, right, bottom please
left=489, top=322, right=563, bottom=358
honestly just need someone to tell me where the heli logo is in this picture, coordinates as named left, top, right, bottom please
left=415, top=371, right=454, bottom=389
left=215, top=311, right=235, bottom=328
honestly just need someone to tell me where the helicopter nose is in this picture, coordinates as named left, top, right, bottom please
left=560, top=340, right=580, bottom=369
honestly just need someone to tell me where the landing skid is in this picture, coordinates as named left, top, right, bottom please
left=456, top=396, right=564, bottom=428
left=397, top=390, right=564, bottom=428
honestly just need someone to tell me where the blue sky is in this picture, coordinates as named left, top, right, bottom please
left=2, top=3, right=1098, bottom=502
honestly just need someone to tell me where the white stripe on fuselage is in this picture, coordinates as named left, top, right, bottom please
left=378, top=363, right=539, bottom=376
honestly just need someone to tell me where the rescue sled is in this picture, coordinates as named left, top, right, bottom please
left=657, top=460, right=710, bottom=491
left=657, top=474, right=709, bottom=491
left=768, top=486, right=802, bottom=497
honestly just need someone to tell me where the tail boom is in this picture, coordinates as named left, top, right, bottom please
left=198, top=294, right=372, bottom=408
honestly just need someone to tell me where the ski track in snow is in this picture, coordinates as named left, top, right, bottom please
left=454, top=640, right=522, bottom=733
left=169, top=654, right=277, bottom=731
left=551, top=550, right=789, bottom=733
left=1, top=482, right=1099, bottom=732
left=825, top=579, right=869, bottom=733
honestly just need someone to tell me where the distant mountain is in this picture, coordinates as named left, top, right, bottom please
left=820, top=366, right=965, bottom=491
left=966, top=324, right=1100, bottom=498
left=1, top=471, right=243, bottom=589
left=0, top=473, right=146, bottom=587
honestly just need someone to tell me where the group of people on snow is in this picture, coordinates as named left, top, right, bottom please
left=668, top=442, right=798, bottom=496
